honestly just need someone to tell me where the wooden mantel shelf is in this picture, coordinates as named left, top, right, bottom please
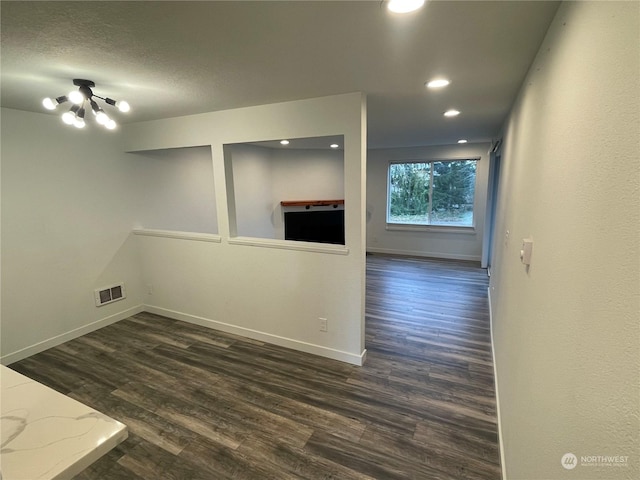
left=280, top=199, right=344, bottom=207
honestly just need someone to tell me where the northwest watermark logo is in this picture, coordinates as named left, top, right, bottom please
left=562, top=453, right=629, bottom=470
left=561, top=453, right=577, bottom=470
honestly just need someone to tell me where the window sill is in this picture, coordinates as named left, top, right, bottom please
left=228, top=236, right=349, bottom=255
left=385, top=224, right=476, bottom=235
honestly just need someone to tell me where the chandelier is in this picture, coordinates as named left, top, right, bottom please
left=43, top=79, right=130, bottom=130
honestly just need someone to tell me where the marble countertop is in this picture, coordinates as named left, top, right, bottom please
left=1, top=365, right=127, bottom=480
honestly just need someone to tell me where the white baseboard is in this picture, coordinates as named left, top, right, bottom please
left=488, top=287, right=507, bottom=480
left=1, top=304, right=145, bottom=365
left=144, top=305, right=367, bottom=366
left=1, top=303, right=366, bottom=367
left=366, top=247, right=481, bottom=262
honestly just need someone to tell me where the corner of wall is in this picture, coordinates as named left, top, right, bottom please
left=1, top=304, right=144, bottom=365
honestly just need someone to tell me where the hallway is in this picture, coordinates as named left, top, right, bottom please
left=364, top=254, right=499, bottom=477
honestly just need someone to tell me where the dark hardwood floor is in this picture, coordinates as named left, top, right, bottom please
left=9, top=254, right=501, bottom=479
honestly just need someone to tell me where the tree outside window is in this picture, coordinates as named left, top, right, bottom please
left=388, top=159, right=477, bottom=226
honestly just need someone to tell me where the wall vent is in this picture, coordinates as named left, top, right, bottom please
left=94, top=283, right=126, bottom=307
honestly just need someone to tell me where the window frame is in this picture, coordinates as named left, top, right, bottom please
left=386, top=157, right=479, bottom=232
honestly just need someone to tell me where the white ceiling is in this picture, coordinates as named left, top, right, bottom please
left=0, top=1, right=559, bottom=148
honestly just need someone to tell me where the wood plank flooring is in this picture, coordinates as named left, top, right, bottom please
left=8, top=254, right=501, bottom=479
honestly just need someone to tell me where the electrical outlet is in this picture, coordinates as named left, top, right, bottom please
left=319, top=317, right=328, bottom=332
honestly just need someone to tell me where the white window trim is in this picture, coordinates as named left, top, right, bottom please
left=385, top=224, right=476, bottom=235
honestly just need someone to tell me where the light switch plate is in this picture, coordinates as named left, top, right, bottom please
left=520, top=238, right=533, bottom=265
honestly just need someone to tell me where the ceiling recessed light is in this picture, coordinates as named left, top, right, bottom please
left=387, top=0, right=426, bottom=14
left=426, top=79, right=450, bottom=89
left=458, top=139, right=468, bottom=144
left=330, top=144, right=339, bottom=149
left=444, top=109, right=460, bottom=117
left=280, top=140, right=290, bottom=145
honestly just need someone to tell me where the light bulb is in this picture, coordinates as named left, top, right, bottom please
left=73, top=117, right=85, bottom=129
left=444, top=109, right=460, bottom=117
left=62, top=111, right=76, bottom=125
left=105, top=119, right=117, bottom=130
left=330, top=144, right=339, bottom=149
left=458, top=139, right=468, bottom=144
left=117, top=100, right=130, bottom=113
left=44, top=95, right=68, bottom=110
left=387, top=0, right=425, bottom=14
left=280, top=140, right=289, bottom=145
left=43, top=97, right=56, bottom=110
left=96, top=111, right=110, bottom=125
left=69, top=90, right=84, bottom=105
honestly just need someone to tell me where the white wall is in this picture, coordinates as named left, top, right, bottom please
left=228, top=144, right=274, bottom=238
left=130, top=146, right=217, bottom=234
left=367, top=143, right=490, bottom=261
left=1, top=108, right=144, bottom=364
left=124, top=93, right=367, bottom=364
left=272, top=148, right=344, bottom=203
left=490, top=2, right=639, bottom=479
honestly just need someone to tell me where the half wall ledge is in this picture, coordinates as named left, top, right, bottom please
left=132, top=229, right=222, bottom=242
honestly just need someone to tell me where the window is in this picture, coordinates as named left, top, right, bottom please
left=387, top=159, right=477, bottom=227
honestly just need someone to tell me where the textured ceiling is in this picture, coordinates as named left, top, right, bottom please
left=0, top=1, right=559, bottom=148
